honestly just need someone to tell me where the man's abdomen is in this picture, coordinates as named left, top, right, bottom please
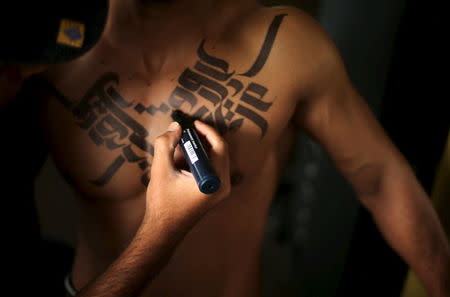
left=143, top=169, right=278, bottom=297
left=71, top=153, right=279, bottom=297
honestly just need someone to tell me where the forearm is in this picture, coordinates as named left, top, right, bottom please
left=76, top=211, right=200, bottom=297
left=361, top=162, right=450, bottom=297
left=75, top=119, right=230, bottom=297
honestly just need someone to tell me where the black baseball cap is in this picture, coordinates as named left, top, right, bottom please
left=0, top=1, right=109, bottom=65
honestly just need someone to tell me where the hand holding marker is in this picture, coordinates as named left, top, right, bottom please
left=171, top=110, right=221, bottom=194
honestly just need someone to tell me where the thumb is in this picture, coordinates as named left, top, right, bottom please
left=151, top=122, right=182, bottom=177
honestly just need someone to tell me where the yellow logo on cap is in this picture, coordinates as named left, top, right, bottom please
left=56, top=19, right=85, bottom=48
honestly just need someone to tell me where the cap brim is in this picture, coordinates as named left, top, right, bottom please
left=0, top=1, right=108, bottom=65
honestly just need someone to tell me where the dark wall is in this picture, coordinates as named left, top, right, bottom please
left=338, top=1, right=449, bottom=297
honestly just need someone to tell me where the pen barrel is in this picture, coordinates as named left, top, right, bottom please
left=179, top=127, right=221, bottom=194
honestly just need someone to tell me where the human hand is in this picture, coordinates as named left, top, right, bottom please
left=145, top=120, right=231, bottom=230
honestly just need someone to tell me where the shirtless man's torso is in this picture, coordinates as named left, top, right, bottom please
left=36, top=1, right=450, bottom=297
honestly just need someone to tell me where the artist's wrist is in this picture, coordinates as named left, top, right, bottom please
left=140, top=206, right=201, bottom=243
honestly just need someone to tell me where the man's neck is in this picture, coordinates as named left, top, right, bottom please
left=105, top=0, right=257, bottom=75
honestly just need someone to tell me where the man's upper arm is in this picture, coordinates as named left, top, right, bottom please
left=291, top=21, right=407, bottom=200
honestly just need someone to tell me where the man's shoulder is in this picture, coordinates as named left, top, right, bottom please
left=227, top=6, right=331, bottom=59
left=218, top=5, right=338, bottom=98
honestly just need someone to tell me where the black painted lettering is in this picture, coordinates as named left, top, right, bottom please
left=235, top=104, right=268, bottom=138
left=168, top=86, right=197, bottom=110
left=240, top=83, right=272, bottom=111
left=240, top=14, right=287, bottom=77
left=91, top=155, right=126, bottom=186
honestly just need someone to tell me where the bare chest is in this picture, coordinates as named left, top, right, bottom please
left=40, top=41, right=293, bottom=201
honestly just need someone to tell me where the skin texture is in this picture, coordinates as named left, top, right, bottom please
left=2, top=42, right=232, bottom=297
left=74, top=120, right=231, bottom=297
left=36, top=1, right=449, bottom=296
left=2, top=58, right=232, bottom=297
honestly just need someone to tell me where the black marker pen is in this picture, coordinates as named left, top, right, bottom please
left=171, top=110, right=221, bottom=194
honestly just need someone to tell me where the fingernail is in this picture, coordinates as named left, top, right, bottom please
left=167, top=121, right=179, bottom=131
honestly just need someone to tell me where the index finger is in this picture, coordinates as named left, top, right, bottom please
left=193, top=120, right=230, bottom=191
left=193, top=120, right=227, bottom=155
